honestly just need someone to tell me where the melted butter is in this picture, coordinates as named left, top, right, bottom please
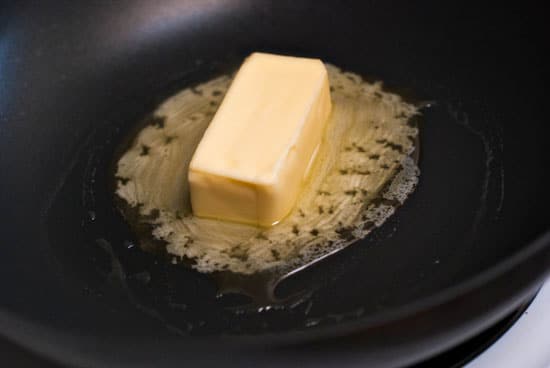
left=115, top=65, right=420, bottom=277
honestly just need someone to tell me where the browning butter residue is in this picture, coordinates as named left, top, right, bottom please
left=115, top=65, right=420, bottom=275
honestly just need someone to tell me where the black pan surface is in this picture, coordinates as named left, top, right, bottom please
left=1, top=1, right=549, bottom=367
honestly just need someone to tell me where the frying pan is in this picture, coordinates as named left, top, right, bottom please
left=1, top=1, right=549, bottom=367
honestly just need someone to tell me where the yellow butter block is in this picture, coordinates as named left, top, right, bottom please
left=189, top=52, right=332, bottom=226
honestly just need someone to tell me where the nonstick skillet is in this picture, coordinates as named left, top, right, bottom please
left=1, top=1, right=549, bottom=367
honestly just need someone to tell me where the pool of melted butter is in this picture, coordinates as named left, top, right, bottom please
left=115, top=65, right=420, bottom=280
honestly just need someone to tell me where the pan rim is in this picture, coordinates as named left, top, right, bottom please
left=0, top=229, right=548, bottom=365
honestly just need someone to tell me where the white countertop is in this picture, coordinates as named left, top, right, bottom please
left=466, top=278, right=550, bottom=368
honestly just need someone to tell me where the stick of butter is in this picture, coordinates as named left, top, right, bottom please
left=188, top=52, right=332, bottom=227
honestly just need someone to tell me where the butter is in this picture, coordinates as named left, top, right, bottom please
left=189, top=52, right=332, bottom=226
